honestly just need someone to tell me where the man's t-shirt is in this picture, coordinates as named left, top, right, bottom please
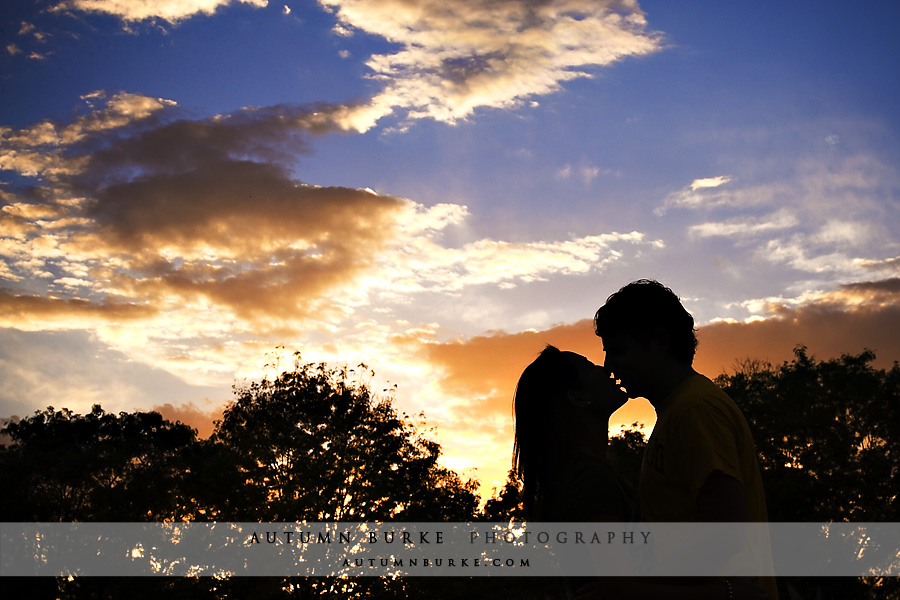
left=640, top=373, right=768, bottom=523
left=640, top=374, right=777, bottom=599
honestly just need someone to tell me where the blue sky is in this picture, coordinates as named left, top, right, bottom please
left=2, top=0, right=899, bottom=495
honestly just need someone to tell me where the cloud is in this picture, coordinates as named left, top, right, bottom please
left=855, top=255, right=900, bottom=275
left=373, top=230, right=653, bottom=297
left=658, top=157, right=898, bottom=287
left=0, top=91, right=177, bottom=178
left=0, top=290, right=156, bottom=331
left=662, top=155, right=897, bottom=217
left=1, top=92, right=663, bottom=396
left=424, top=320, right=601, bottom=414
left=688, top=208, right=799, bottom=239
left=0, top=328, right=229, bottom=419
left=23, top=2, right=663, bottom=136
left=758, top=232, right=886, bottom=276
left=698, top=278, right=900, bottom=375
left=0, top=94, right=413, bottom=374
left=53, top=0, right=268, bottom=23
left=152, top=401, right=224, bottom=438
left=555, top=162, right=614, bottom=185
left=656, top=174, right=794, bottom=216
left=320, top=0, right=662, bottom=130
left=691, top=175, right=731, bottom=191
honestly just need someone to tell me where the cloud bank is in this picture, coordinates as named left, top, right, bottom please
left=0, top=92, right=657, bottom=391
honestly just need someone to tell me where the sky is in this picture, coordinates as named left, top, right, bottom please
left=2, top=0, right=899, bottom=498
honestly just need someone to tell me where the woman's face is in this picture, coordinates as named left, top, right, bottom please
left=560, top=352, right=628, bottom=415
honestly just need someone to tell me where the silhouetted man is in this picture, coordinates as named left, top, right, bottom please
left=594, top=279, right=777, bottom=599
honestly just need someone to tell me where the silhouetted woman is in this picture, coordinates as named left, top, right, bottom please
left=513, top=344, right=635, bottom=523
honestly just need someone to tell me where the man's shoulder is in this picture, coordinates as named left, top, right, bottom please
left=671, top=373, right=733, bottom=407
left=666, top=374, right=744, bottom=427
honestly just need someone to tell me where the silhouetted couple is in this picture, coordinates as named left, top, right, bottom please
left=513, top=279, right=776, bottom=599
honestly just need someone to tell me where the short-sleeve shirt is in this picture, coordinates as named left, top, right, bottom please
left=639, top=373, right=769, bottom=523
left=640, top=374, right=777, bottom=599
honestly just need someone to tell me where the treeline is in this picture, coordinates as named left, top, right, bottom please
left=1, top=348, right=898, bottom=599
left=717, top=347, right=900, bottom=600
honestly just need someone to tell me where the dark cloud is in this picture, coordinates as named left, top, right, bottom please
left=68, top=103, right=360, bottom=189
left=0, top=290, right=156, bottom=325
left=2, top=95, right=412, bottom=324
left=84, top=160, right=403, bottom=255
left=70, top=156, right=408, bottom=320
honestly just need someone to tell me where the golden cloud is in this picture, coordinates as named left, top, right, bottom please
left=1, top=94, right=419, bottom=329
left=0, top=290, right=157, bottom=330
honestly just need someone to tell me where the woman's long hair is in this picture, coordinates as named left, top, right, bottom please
left=512, top=345, right=578, bottom=520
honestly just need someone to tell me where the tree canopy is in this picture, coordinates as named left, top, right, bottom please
left=716, top=346, right=899, bottom=523
left=0, top=405, right=199, bottom=521
left=213, top=354, right=479, bottom=522
left=2, top=346, right=897, bottom=599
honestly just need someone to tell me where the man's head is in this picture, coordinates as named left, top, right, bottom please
left=593, top=280, right=698, bottom=398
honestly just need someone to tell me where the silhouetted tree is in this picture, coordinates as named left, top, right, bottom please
left=0, top=405, right=199, bottom=521
left=210, top=354, right=481, bottom=598
left=0, top=406, right=232, bottom=599
left=481, top=469, right=526, bottom=522
left=717, top=346, right=900, bottom=600
left=607, top=422, right=647, bottom=495
left=212, top=354, right=480, bottom=522
left=718, top=346, right=899, bottom=523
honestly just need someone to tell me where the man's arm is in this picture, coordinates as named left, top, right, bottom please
left=697, top=469, right=747, bottom=522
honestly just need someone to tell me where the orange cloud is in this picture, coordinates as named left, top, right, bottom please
left=151, top=401, right=225, bottom=439
left=71, top=160, right=408, bottom=321
left=1, top=95, right=414, bottom=328
left=697, top=279, right=900, bottom=375
left=423, top=278, right=900, bottom=443
left=423, top=320, right=653, bottom=433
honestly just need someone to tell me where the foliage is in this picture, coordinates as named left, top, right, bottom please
left=3, top=347, right=898, bottom=599
left=716, top=346, right=899, bottom=523
left=481, top=469, right=526, bottom=522
left=0, top=405, right=199, bottom=521
left=716, top=346, right=900, bottom=600
left=607, top=422, right=647, bottom=493
left=0, top=355, right=483, bottom=598
left=212, top=354, right=480, bottom=522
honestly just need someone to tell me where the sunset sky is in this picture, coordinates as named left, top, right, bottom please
left=2, top=0, right=899, bottom=498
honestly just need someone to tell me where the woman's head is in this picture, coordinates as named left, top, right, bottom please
left=512, top=345, right=626, bottom=519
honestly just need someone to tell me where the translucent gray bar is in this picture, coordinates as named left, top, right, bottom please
left=1, top=522, right=897, bottom=577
